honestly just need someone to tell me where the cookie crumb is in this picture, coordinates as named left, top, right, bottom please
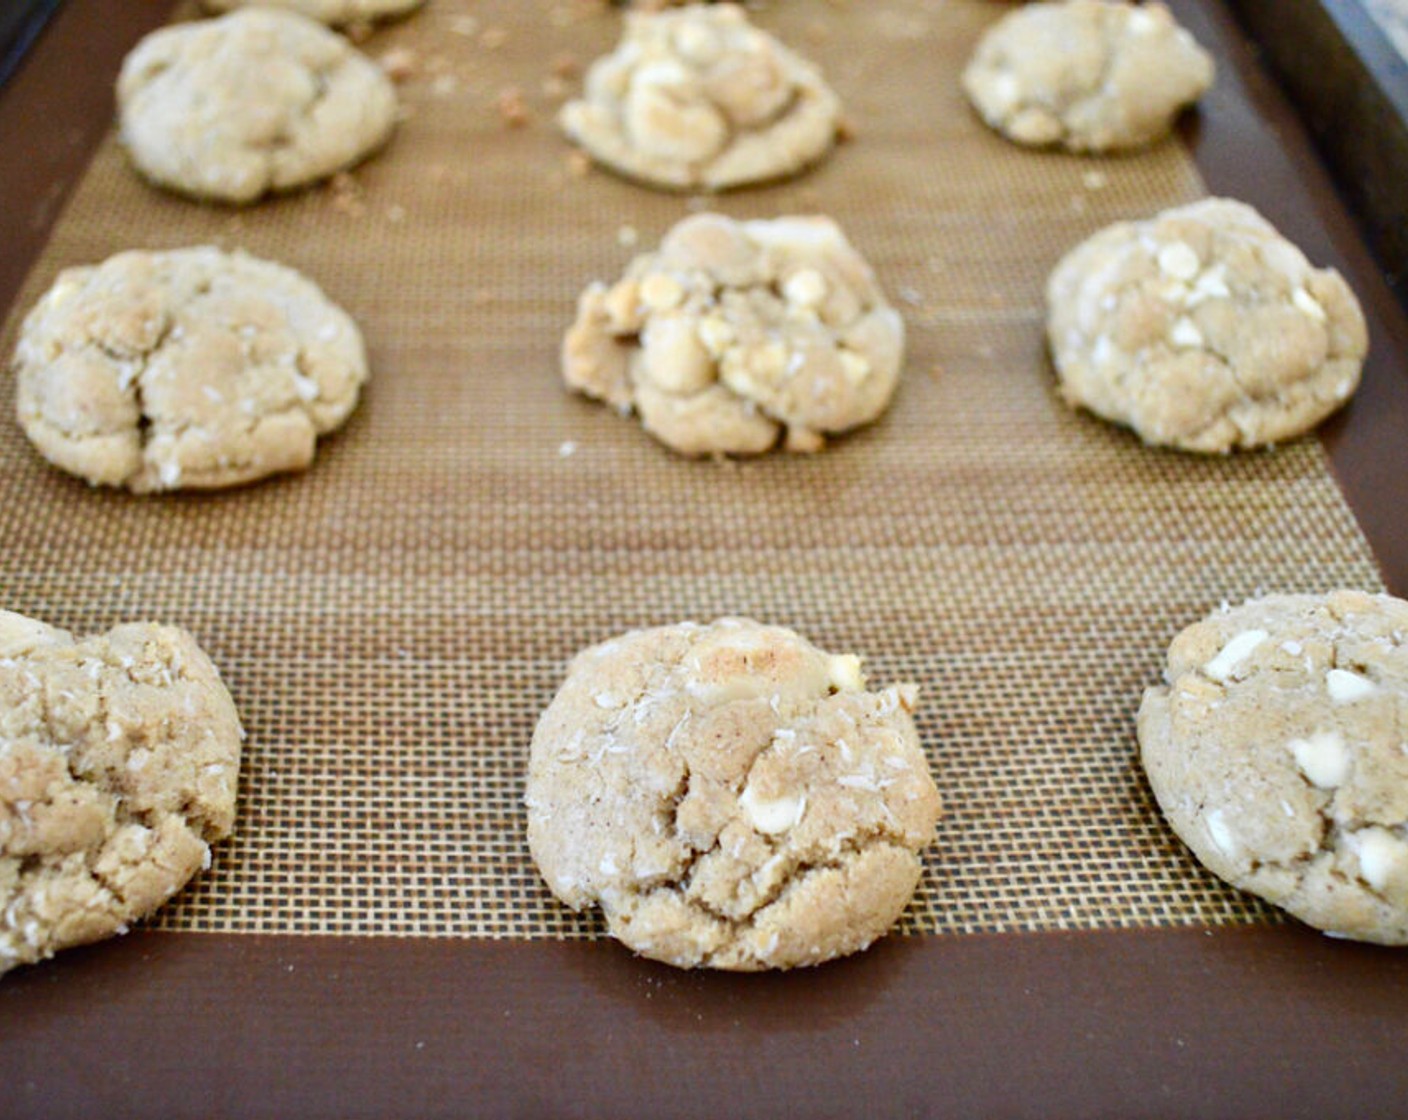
left=480, top=25, right=509, bottom=50
left=328, top=171, right=366, bottom=217
left=448, top=14, right=480, bottom=36
left=616, top=224, right=640, bottom=247
left=558, top=440, right=578, bottom=458
left=496, top=86, right=531, bottom=127
left=565, top=150, right=592, bottom=178
left=379, top=47, right=419, bottom=83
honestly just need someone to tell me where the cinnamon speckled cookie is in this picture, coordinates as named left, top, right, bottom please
left=525, top=619, right=942, bottom=970
left=14, top=246, right=367, bottom=493
left=118, top=8, right=397, bottom=204
left=564, top=212, right=904, bottom=456
left=1, top=610, right=243, bottom=976
left=560, top=4, right=840, bottom=191
left=1047, top=198, right=1368, bottom=452
left=963, top=0, right=1213, bottom=152
left=1139, top=591, right=1408, bottom=945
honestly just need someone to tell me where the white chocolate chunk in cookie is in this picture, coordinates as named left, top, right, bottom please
left=1289, top=731, right=1351, bottom=789
left=1204, top=629, right=1267, bottom=682
left=1327, top=668, right=1376, bottom=703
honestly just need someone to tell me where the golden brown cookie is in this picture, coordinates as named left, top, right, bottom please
left=1046, top=198, right=1367, bottom=452
left=1139, top=592, right=1408, bottom=945
left=526, top=619, right=942, bottom=970
left=14, top=246, right=367, bottom=492
left=963, top=0, right=1213, bottom=153
left=118, top=8, right=397, bottom=204
left=564, top=212, right=904, bottom=456
left=1, top=610, right=243, bottom=976
left=560, top=4, right=840, bottom=191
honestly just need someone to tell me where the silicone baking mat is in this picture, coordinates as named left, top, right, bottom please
left=0, top=0, right=1383, bottom=940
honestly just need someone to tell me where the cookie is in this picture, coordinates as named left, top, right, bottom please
left=1046, top=198, right=1368, bottom=453
left=564, top=212, right=905, bottom=456
left=526, top=619, right=942, bottom=970
left=198, top=0, right=425, bottom=26
left=1, top=610, right=243, bottom=975
left=559, top=5, right=840, bottom=191
left=14, top=246, right=367, bottom=492
left=118, top=9, right=398, bottom=204
left=962, top=0, right=1214, bottom=152
left=1139, top=591, right=1408, bottom=945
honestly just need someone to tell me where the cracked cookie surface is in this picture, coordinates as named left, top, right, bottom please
left=962, top=0, right=1214, bottom=152
left=14, top=246, right=367, bottom=492
left=559, top=5, right=840, bottom=191
left=198, top=0, right=425, bottom=26
left=526, top=619, right=942, bottom=970
left=1046, top=198, right=1367, bottom=453
left=563, top=212, right=904, bottom=456
left=118, top=8, right=397, bottom=203
left=1, top=610, right=242, bottom=976
left=1139, top=592, right=1408, bottom=945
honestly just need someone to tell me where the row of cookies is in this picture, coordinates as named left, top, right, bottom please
left=3, top=1, right=1404, bottom=976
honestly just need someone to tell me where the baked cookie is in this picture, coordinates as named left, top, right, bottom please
left=1046, top=198, right=1367, bottom=452
left=563, top=212, right=904, bottom=456
left=526, top=619, right=942, bottom=970
left=559, top=5, right=840, bottom=191
left=1139, top=591, right=1408, bottom=945
left=198, top=0, right=425, bottom=26
left=962, top=0, right=1214, bottom=152
left=14, top=246, right=367, bottom=492
left=0, top=610, right=243, bottom=975
left=118, top=9, right=398, bottom=204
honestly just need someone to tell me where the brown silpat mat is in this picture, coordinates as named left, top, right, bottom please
left=0, top=0, right=1384, bottom=942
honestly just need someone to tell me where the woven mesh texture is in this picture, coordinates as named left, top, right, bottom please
left=0, top=0, right=1384, bottom=939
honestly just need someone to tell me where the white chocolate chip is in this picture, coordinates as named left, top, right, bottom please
left=1292, top=286, right=1327, bottom=322
left=1350, top=827, right=1408, bottom=894
left=1186, top=263, right=1231, bottom=307
left=1169, top=316, right=1205, bottom=349
left=1326, top=668, right=1376, bottom=704
left=1204, top=629, right=1268, bottom=682
left=640, top=273, right=685, bottom=312
left=782, top=268, right=828, bottom=309
left=738, top=785, right=806, bottom=835
left=838, top=350, right=871, bottom=385
left=1205, top=809, right=1240, bottom=861
left=1289, top=730, right=1350, bottom=789
left=1127, top=7, right=1159, bottom=34
left=696, top=315, right=735, bottom=358
left=990, top=71, right=1021, bottom=112
left=827, top=654, right=865, bottom=691
left=1157, top=241, right=1201, bottom=281
left=292, top=373, right=319, bottom=402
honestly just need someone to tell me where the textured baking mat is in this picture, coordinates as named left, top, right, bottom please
left=0, top=0, right=1384, bottom=939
